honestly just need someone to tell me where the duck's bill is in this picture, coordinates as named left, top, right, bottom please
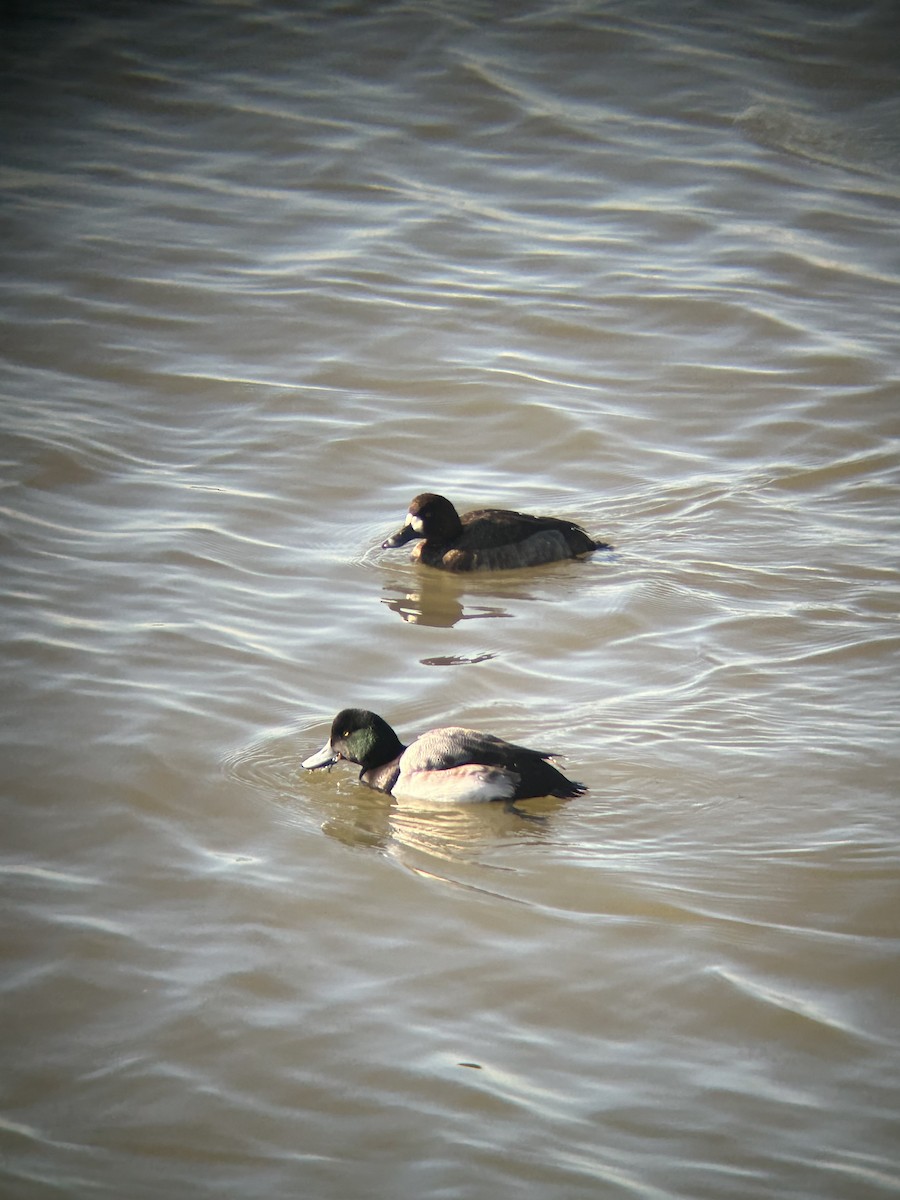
left=382, top=523, right=417, bottom=549
left=302, top=741, right=338, bottom=770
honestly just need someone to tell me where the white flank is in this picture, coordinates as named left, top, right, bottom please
left=393, top=764, right=517, bottom=803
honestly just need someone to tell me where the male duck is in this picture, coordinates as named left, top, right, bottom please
left=302, top=708, right=586, bottom=803
left=381, top=492, right=610, bottom=571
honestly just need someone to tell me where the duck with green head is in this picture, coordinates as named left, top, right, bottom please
left=302, top=708, right=586, bottom=803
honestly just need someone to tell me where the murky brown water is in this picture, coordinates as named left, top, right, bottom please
left=2, top=3, right=899, bottom=1198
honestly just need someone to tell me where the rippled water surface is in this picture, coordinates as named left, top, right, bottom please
left=2, top=2, right=899, bottom=1198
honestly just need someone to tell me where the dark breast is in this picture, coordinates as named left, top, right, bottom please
left=360, top=759, right=402, bottom=793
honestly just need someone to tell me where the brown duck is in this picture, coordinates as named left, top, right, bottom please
left=381, top=492, right=610, bottom=571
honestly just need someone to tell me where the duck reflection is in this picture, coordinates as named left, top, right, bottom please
left=318, top=785, right=565, bottom=876
left=380, top=569, right=538, bottom=628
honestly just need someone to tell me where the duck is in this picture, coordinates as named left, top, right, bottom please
left=302, top=708, right=586, bottom=803
left=381, top=492, right=610, bottom=571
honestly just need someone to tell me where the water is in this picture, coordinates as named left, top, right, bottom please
left=2, top=2, right=899, bottom=1198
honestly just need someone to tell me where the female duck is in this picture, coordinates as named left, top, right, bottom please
left=381, top=492, right=609, bottom=571
left=302, top=708, right=586, bottom=803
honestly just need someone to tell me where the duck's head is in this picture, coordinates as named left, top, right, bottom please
left=302, top=708, right=403, bottom=772
left=382, top=493, right=462, bottom=548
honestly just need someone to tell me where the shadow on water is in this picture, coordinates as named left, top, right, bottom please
left=736, top=101, right=900, bottom=180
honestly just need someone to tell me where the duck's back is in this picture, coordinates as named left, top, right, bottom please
left=462, top=508, right=593, bottom=546
left=401, top=725, right=518, bottom=771
left=420, top=508, right=598, bottom=571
